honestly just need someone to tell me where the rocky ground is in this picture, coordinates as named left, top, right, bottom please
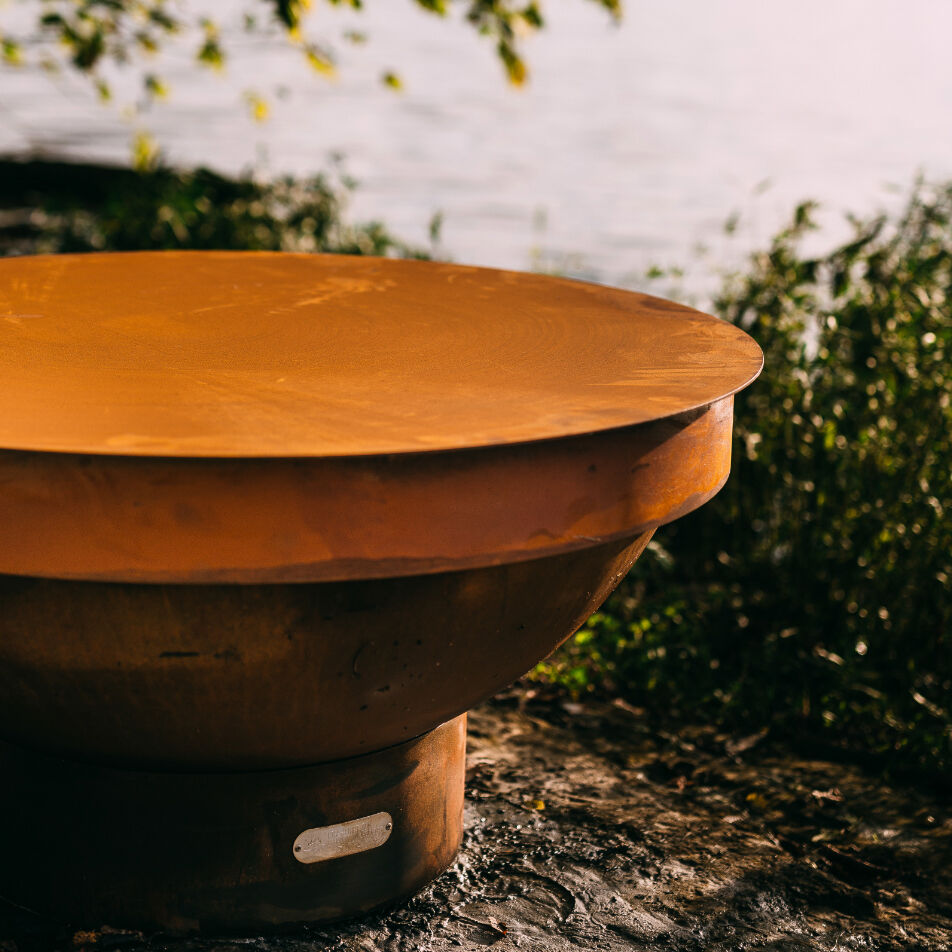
left=3, top=693, right=950, bottom=951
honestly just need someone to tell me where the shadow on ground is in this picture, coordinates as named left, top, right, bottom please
left=3, top=693, right=949, bottom=951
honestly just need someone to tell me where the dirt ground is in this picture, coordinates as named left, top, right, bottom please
left=3, top=692, right=950, bottom=951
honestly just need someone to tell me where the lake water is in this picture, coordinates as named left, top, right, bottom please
left=2, top=0, right=951, bottom=300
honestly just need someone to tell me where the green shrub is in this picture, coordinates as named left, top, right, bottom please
left=540, top=184, right=952, bottom=773
left=0, top=158, right=423, bottom=258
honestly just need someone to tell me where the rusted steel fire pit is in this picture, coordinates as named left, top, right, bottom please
left=0, top=252, right=761, bottom=933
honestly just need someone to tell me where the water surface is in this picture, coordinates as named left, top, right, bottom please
left=2, top=0, right=950, bottom=296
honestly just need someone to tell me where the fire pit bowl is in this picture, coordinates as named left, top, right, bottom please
left=0, top=252, right=761, bottom=933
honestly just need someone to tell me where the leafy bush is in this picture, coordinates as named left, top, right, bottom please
left=539, top=184, right=952, bottom=774
left=0, top=157, right=423, bottom=257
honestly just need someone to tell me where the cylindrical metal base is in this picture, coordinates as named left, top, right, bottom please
left=0, top=716, right=465, bottom=935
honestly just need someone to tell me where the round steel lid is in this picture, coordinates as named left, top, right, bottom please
left=0, top=252, right=761, bottom=459
left=0, top=252, right=762, bottom=582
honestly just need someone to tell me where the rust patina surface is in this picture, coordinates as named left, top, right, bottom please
left=0, top=715, right=466, bottom=933
left=0, top=252, right=760, bottom=583
left=0, top=252, right=761, bottom=458
left=0, top=535, right=653, bottom=769
left=0, top=252, right=762, bottom=931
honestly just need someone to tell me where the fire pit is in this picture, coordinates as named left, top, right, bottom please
left=0, top=252, right=761, bottom=933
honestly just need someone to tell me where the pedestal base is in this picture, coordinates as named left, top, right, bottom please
left=0, top=716, right=465, bottom=934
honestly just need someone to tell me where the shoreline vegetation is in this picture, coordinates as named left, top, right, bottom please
left=0, top=156, right=425, bottom=259
left=3, top=155, right=949, bottom=780
left=537, top=183, right=951, bottom=782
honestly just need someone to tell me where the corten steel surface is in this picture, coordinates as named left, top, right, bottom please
left=0, top=532, right=652, bottom=769
left=0, top=252, right=762, bottom=931
left=0, top=715, right=466, bottom=933
left=0, top=252, right=761, bottom=457
left=0, top=252, right=761, bottom=583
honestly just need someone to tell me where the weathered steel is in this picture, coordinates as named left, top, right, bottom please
left=0, top=252, right=761, bottom=584
left=0, top=532, right=652, bottom=770
left=0, top=401, right=728, bottom=583
left=0, top=252, right=762, bottom=459
left=0, top=715, right=466, bottom=933
left=0, top=252, right=763, bottom=931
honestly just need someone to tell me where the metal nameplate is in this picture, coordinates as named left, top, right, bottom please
left=292, top=811, right=393, bottom=864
